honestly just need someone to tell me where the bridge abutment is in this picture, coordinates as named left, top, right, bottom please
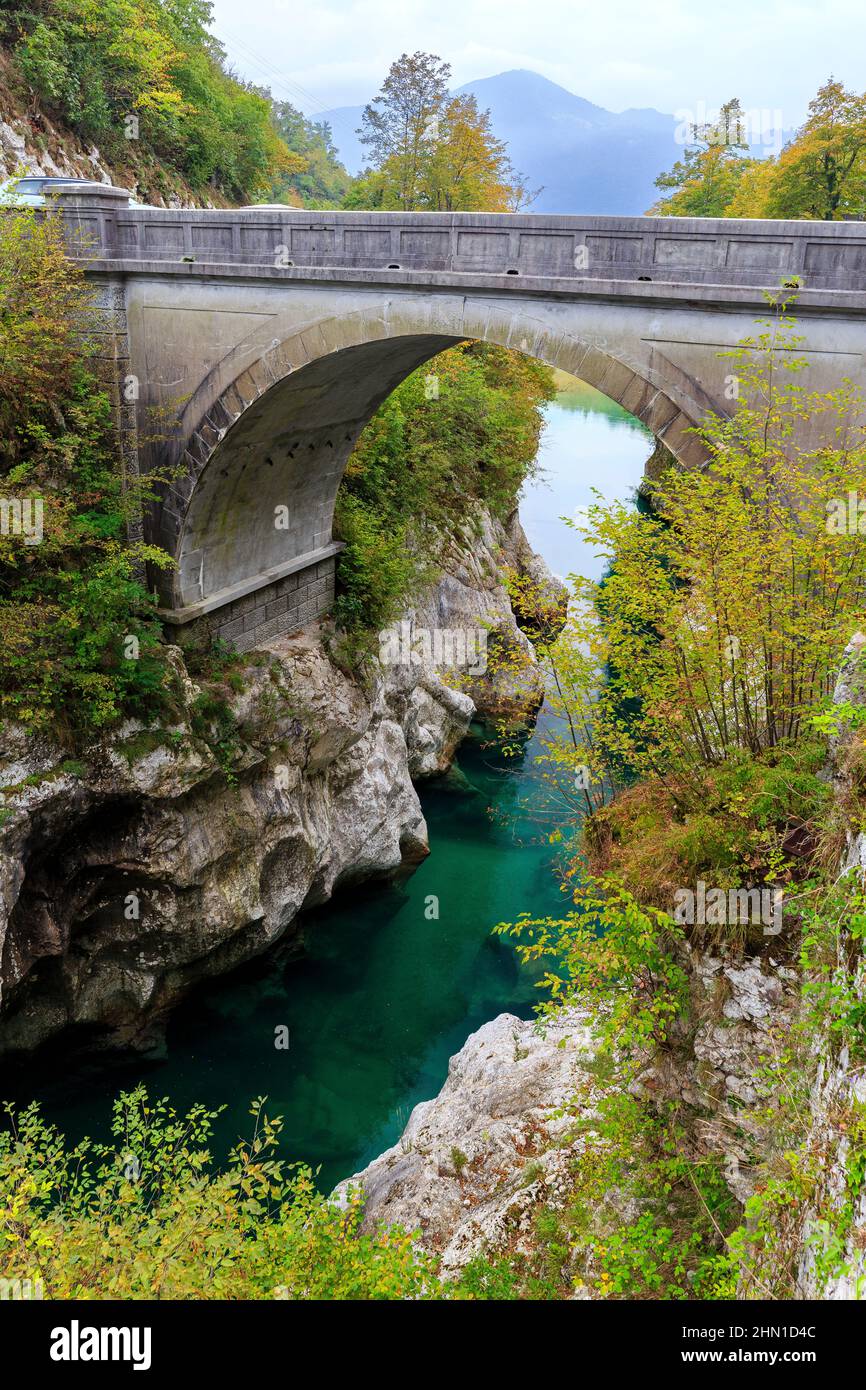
left=159, top=546, right=342, bottom=654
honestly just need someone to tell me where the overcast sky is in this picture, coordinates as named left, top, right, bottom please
left=210, top=0, right=865, bottom=127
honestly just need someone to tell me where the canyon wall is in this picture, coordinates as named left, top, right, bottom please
left=0, top=508, right=557, bottom=1056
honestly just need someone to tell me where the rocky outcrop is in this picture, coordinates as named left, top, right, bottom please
left=404, top=508, right=566, bottom=723
left=336, top=948, right=802, bottom=1283
left=334, top=1009, right=598, bottom=1275
left=684, top=637, right=866, bottom=1290
left=0, top=110, right=115, bottom=188
left=795, top=1039, right=866, bottom=1299
left=793, top=635, right=866, bottom=1298
left=0, top=633, right=463, bottom=1055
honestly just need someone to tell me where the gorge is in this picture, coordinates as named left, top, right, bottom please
left=2, top=12, right=866, bottom=1308
left=0, top=379, right=650, bottom=1191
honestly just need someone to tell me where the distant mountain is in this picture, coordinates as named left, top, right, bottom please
left=316, top=70, right=788, bottom=217
left=454, top=71, right=681, bottom=214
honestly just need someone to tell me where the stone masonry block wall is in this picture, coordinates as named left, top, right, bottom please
left=165, top=557, right=336, bottom=655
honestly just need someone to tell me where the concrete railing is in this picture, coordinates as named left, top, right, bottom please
left=46, top=183, right=866, bottom=296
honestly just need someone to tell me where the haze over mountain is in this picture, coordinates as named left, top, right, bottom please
left=317, top=69, right=684, bottom=215
left=457, top=70, right=685, bottom=214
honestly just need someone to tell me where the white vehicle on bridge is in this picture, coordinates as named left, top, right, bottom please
left=0, top=175, right=147, bottom=207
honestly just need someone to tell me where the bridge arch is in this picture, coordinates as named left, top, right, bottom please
left=155, top=293, right=708, bottom=641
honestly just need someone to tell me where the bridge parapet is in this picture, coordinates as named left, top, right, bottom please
left=48, top=184, right=866, bottom=298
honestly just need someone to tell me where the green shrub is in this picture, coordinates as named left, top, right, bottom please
left=332, top=494, right=420, bottom=637
left=0, top=205, right=174, bottom=738
left=583, top=741, right=830, bottom=922
left=6, top=0, right=292, bottom=203
left=0, top=1088, right=440, bottom=1300
left=334, top=342, right=554, bottom=637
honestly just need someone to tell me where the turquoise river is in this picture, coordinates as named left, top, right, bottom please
left=9, top=378, right=651, bottom=1194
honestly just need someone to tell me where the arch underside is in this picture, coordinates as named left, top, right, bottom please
left=155, top=294, right=716, bottom=643
left=171, top=333, right=460, bottom=609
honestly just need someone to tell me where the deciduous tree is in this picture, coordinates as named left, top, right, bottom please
left=651, top=98, right=756, bottom=216
left=356, top=52, right=535, bottom=212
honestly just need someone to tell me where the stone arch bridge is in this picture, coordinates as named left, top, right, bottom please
left=55, top=184, right=866, bottom=652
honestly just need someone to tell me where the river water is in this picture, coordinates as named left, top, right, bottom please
left=9, top=378, right=651, bottom=1193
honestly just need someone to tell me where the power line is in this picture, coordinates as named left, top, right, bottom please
left=214, top=26, right=362, bottom=148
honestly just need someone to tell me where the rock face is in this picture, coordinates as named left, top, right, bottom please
left=333, top=1009, right=597, bottom=1275
left=629, top=948, right=798, bottom=1131
left=795, top=1045, right=866, bottom=1299
left=0, top=106, right=115, bottom=186
left=0, top=634, right=457, bottom=1055
left=404, top=509, right=566, bottom=723
left=793, top=634, right=866, bottom=1298
left=0, top=507, right=549, bottom=1056
left=682, top=635, right=866, bottom=1290
left=677, top=948, right=799, bottom=1206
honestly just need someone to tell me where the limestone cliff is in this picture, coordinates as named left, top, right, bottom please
left=793, top=635, right=866, bottom=1299
left=333, top=1008, right=599, bottom=1277
left=401, top=506, right=564, bottom=724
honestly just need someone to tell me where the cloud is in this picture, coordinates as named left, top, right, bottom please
left=211, top=0, right=866, bottom=125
